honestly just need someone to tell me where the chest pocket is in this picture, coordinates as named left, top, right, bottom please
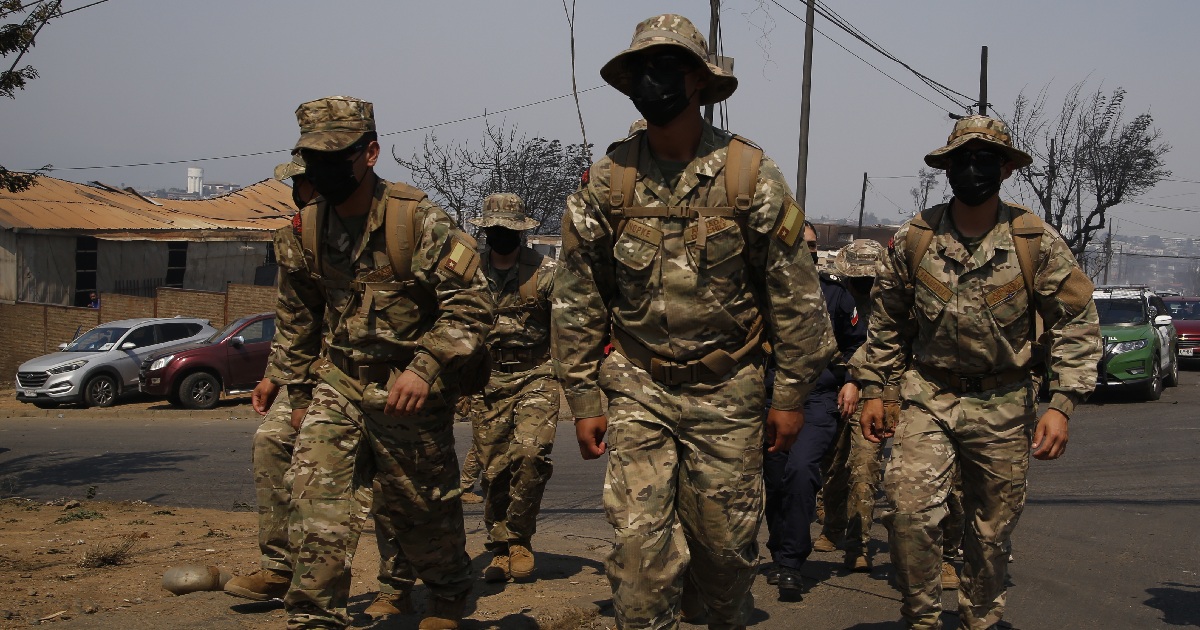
left=913, top=266, right=952, bottom=325
left=985, top=274, right=1028, bottom=331
left=685, top=217, right=744, bottom=271
left=613, top=220, right=660, bottom=271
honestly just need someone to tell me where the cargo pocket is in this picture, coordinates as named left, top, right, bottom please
left=613, top=223, right=660, bottom=298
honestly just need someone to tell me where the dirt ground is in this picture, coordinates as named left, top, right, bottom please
left=0, top=497, right=612, bottom=629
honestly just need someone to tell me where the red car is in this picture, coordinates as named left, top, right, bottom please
left=139, top=313, right=275, bottom=409
left=1164, top=296, right=1200, bottom=364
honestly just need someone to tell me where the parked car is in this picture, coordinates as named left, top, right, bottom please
left=139, top=313, right=275, bottom=409
left=16, top=317, right=216, bottom=408
left=1163, top=296, right=1200, bottom=365
left=1092, top=287, right=1178, bottom=400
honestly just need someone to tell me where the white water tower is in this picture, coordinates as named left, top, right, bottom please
left=187, top=167, right=204, bottom=196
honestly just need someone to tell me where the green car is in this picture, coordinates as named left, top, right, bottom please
left=1093, top=287, right=1179, bottom=400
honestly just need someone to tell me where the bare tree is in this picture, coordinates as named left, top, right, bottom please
left=1008, top=81, right=1171, bottom=259
left=394, top=121, right=591, bottom=235
left=1, top=0, right=58, bottom=192
left=909, top=167, right=939, bottom=215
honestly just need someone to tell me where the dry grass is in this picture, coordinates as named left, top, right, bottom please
left=77, top=534, right=137, bottom=569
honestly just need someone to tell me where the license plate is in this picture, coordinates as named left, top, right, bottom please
left=21, top=390, right=34, bottom=397
left=1180, top=347, right=1194, bottom=357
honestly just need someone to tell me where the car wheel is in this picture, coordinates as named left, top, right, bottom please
left=1141, top=359, right=1163, bottom=401
left=179, top=372, right=220, bottom=410
left=83, top=374, right=118, bottom=408
left=1164, top=353, right=1179, bottom=387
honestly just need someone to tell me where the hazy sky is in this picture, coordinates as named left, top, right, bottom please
left=3, top=0, right=1198, bottom=237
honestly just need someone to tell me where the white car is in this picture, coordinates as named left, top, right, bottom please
left=16, top=317, right=216, bottom=408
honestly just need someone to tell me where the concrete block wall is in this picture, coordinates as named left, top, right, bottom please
left=0, top=303, right=50, bottom=380
left=45, top=306, right=99, bottom=350
left=156, top=288, right=227, bottom=328
left=226, top=284, right=276, bottom=322
left=100, top=294, right=155, bottom=323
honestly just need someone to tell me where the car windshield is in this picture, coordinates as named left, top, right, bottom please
left=1096, top=299, right=1146, bottom=326
left=205, top=319, right=244, bottom=343
left=1167, top=300, right=1200, bottom=320
left=64, top=326, right=130, bottom=352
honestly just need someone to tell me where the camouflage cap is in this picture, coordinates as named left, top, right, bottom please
left=468, top=193, right=540, bottom=231
left=833, top=239, right=885, bottom=278
left=272, top=153, right=306, bottom=181
left=924, top=115, right=1033, bottom=170
left=292, top=96, right=375, bottom=153
left=628, top=118, right=648, bottom=135
left=601, top=14, right=737, bottom=106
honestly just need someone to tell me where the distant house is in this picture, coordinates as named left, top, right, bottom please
left=0, top=176, right=293, bottom=306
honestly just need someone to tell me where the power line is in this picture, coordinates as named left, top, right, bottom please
left=58, top=0, right=111, bottom=17
left=1116, top=217, right=1200, bottom=239
left=1163, top=178, right=1200, bottom=185
left=43, top=85, right=605, bottom=172
left=765, top=0, right=954, bottom=113
left=1127, top=200, right=1200, bottom=213
left=867, top=179, right=907, bottom=214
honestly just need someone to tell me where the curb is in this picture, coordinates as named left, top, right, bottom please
left=0, top=406, right=259, bottom=421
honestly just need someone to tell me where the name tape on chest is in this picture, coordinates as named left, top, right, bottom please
left=985, top=276, right=1025, bottom=308
left=623, top=220, right=663, bottom=245
left=915, top=266, right=953, bottom=303
left=684, top=217, right=736, bottom=244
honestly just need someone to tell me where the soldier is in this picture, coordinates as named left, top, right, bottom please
left=552, top=15, right=836, bottom=629
left=854, top=115, right=1101, bottom=629
left=463, top=193, right=559, bottom=583
left=265, top=96, right=492, bottom=630
left=763, top=222, right=865, bottom=601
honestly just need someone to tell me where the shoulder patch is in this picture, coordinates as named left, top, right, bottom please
left=438, top=233, right=480, bottom=282
left=774, top=197, right=805, bottom=248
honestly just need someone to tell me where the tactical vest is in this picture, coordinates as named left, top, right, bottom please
left=490, top=247, right=549, bottom=327
left=601, top=132, right=767, bottom=386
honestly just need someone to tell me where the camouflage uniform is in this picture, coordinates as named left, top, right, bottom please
left=252, top=394, right=301, bottom=575
left=853, top=117, right=1101, bottom=629
left=466, top=194, right=560, bottom=561
left=268, top=96, right=492, bottom=629
left=553, top=15, right=836, bottom=629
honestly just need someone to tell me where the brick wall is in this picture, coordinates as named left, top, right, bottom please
left=226, top=284, right=276, bottom=321
left=100, top=293, right=155, bottom=323
left=45, top=306, right=99, bottom=351
left=0, top=303, right=49, bottom=380
left=156, top=288, right=227, bottom=328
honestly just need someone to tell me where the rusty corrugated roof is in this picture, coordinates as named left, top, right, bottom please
left=0, top=175, right=293, bottom=239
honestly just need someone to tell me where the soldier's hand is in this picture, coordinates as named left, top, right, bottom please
left=290, top=407, right=308, bottom=430
left=575, top=415, right=608, bottom=460
left=883, top=400, right=901, bottom=431
left=837, top=382, right=860, bottom=420
left=1032, top=408, right=1069, bottom=460
left=386, top=369, right=431, bottom=416
left=861, top=398, right=887, bottom=443
left=765, top=408, right=803, bottom=453
left=252, top=378, right=279, bottom=416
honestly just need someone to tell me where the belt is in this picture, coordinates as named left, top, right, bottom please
left=917, top=364, right=1029, bottom=393
left=327, top=348, right=408, bottom=386
left=611, top=319, right=763, bottom=387
left=490, top=345, right=549, bottom=373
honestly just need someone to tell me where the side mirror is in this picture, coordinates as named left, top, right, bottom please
left=57, top=343, right=68, bottom=351
left=230, top=336, right=245, bottom=348
left=120, top=342, right=137, bottom=350
left=1154, top=315, right=1173, bottom=326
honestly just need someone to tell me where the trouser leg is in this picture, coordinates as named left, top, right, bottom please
left=819, top=416, right=854, bottom=541
left=371, top=483, right=415, bottom=595
left=763, top=392, right=838, bottom=571
left=254, top=397, right=298, bottom=573
left=459, top=439, right=482, bottom=490
left=474, top=387, right=518, bottom=553
left=285, top=385, right=375, bottom=629
left=942, top=470, right=964, bottom=561
left=844, top=410, right=885, bottom=556
left=502, top=370, right=559, bottom=545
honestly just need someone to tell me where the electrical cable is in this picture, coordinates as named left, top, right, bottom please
left=1116, top=217, right=1200, bottom=239
left=44, top=85, right=606, bottom=171
left=765, top=0, right=957, bottom=113
left=867, top=179, right=907, bottom=214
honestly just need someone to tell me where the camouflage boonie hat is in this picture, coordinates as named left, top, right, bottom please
left=601, top=14, right=737, bottom=106
left=833, top=239, right=885, bottom=278
left=924, top=115, right=1033, bottom=170
left=292, top=96, right=375, bottom=153
left=468, top=193, right=540, bottom=231
left=628, top=119, right=648, bottom=135
left=273, top=154, right=306, bottom=181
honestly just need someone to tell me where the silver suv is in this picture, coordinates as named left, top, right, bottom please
left=16, top=317, right=216, bottom=408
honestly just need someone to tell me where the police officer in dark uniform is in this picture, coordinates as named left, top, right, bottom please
left=763, top=221, right=867, bottom=601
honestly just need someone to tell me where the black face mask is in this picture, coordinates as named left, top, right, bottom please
left=306, top=151, right=363, bottom=207
left=811, top=251, right=820, bottom=265
left=629, top=55, right=693, bottom=127
left=947, top=149, right=1005, bottom=207
left=485, top=227, right=521, bottom=255
left=849, top=277, right=875, bottom=296
left=291, top=177, right=311, bottom=209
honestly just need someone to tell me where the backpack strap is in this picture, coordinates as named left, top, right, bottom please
left=1008, top=204, right=1043, bottom=303
left=904, top=204, right=947, bottom=282
left=300, top=201, right=327, bottom=277
left=382, top=183, right=438, bottom=314
left=725, top=135, right=762, bottom=212
left=606, top=131, right=643, bottom=242
left=517, top=247, right=542, bottom=302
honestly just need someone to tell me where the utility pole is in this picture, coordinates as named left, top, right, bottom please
left=856, top=172, right=868, bottom=238
left=704, top=0, right=719, bottom=124
left=1103, top=226, right=1113, bottom=284
left=794, top=0, right=815, bottom=207
left=978, top=45, right=988, bottom=115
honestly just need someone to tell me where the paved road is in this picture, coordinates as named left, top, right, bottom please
left=1, top=372, right=1198, bottom=629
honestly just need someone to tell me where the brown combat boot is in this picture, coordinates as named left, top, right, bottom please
left=364, top=590, right=415, bottom=617
left=812, top=534, right=838, bottom=553
left=419, top=593, right=469, bottom=630
left=845, top=552, right=871, bottom=572
left=509, top=543, right=535, bottom=581
left=223, top=568, right=290, bottom=601
left=460, top=491, right=483, bottom=504
left=940, top=562, right=960, bottom=590
left=483, top=554, right=510, bottom=583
